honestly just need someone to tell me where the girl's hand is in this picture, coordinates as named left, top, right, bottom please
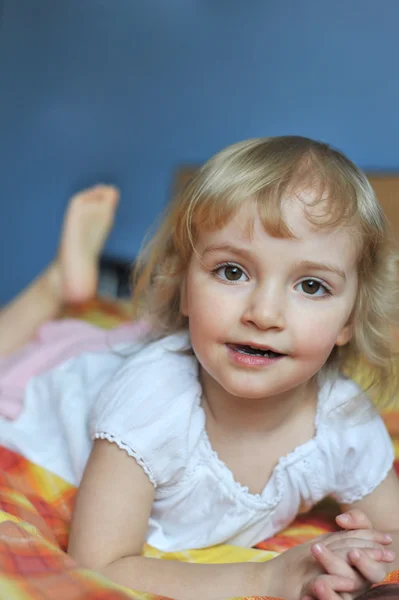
left=270, top=527, right=393, bottom=600
left=304, top=510, right=394, bottom=600
left=336, top=509, right=394, bottom=587
left=304, top=540, right=394, bottom=600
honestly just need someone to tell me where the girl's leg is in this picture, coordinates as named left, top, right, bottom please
left=0, top=185, right=120, bottom=357
left=0, top=263, right=62, bottom=357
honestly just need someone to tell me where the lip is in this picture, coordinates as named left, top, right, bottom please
left=226, top=343, right=286, bottom=368
left=227, top=342, right=284, bottom=355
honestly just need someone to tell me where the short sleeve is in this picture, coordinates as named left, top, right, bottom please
left=89, top=333, right=203, bottom=488
left=331, top=399, right=394, bottom=505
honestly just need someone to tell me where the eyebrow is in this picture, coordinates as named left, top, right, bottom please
left=202, top=244, right=347, bottom=280
left=294, top=260, right=347, bottom=281
left=202, top=243, right=254, bottom=260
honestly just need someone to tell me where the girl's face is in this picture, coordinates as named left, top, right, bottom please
left=180, top=197, right=359, bottom=403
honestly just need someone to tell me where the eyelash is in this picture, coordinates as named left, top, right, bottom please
left=296, top=278, right=332, bottom=298
left=212, top=263, right=333, bottom=297
left=212, top=262, right=248, bottom=282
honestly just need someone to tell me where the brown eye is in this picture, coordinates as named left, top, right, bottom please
left=224, top=265, right=243, bottom=281
left=300, top=279, right=326, bottom=296
left=215, top=264, right=246, bottom=281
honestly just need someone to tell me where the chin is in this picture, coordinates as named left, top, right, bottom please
left=220, top=380, right=278, bottom=400
left=224, top=373, right=309, bottom=399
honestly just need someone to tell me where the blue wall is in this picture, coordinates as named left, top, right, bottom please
left=1, top=0, right=399, bottom=303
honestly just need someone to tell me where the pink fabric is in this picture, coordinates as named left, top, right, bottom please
left=0, top=319, right=146, bottom=420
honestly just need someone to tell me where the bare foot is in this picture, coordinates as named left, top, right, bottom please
left=57, top=184, right=120, bottom=304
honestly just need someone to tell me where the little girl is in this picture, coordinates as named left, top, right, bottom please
left=1, top=138, right=399, bottom=600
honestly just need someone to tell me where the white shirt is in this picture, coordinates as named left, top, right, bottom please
left=0, top=332, right=393, bottom=552
left=89, top=332, right=394, bottom=551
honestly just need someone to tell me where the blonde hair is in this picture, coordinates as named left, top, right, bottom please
left=132, top=136, right=399, bottom=402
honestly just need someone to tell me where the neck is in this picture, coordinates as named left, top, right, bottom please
left=200, top=369, right=318, bottom=435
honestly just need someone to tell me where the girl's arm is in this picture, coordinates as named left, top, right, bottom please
left=68, top=440, right=278, bottom=600
left=68, top=440, right=391, bottom=600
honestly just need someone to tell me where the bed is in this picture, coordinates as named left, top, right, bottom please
left=0, top=173, right=398, bottom=600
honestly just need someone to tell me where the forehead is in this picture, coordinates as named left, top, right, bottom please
left=196, top=198, right=360, bottom=264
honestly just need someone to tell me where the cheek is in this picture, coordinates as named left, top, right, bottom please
left=185, top=284, right=235, bottom=349
left=185, top=273, right=231, bottom=320
left=294, top=317, right=343, bottom=356
left=188, top=295, right=228, bottom=333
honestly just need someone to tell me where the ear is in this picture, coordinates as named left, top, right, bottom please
left=335, top=322, right=354, bottom=347
left=180, top=277, right=188, bottom=316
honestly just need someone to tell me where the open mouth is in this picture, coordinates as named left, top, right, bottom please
left=228, top=344, right=284, bottom=358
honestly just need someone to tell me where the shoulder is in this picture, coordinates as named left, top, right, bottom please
left=317, top=374, right=394, bottom=503
left=89, top=332, right=204, bottom=487
left=317, top=373, right=389, bottom=442
left=317, top=373, right=376, bottom=425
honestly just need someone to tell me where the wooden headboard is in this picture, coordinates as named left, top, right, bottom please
left=174, top=168, right=399, bottom=238
left=367, top=175, right=399, bottom=238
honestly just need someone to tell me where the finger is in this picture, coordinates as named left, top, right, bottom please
left=348, top=549, right=389, bottom=584
left=309, top=575, right=357, bottom=600
left=334, top=515, right=392, bottom=546
left=362, top=547, right=396, bottom=564
left=369, top=530, right=392, bottom=545
left=312, top=543, right=357, bottom=578
left=325, top=539, right=387, bottom=555
left=351, top=530, right=391, bottom=545
left=336, top=509, right=373, bottom=530
left=330, top=526, right=392, bottom=545
left=325, top=530, right=392, bottom=550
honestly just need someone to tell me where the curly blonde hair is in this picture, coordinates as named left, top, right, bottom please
left=132, top=136, right=399, bottom=402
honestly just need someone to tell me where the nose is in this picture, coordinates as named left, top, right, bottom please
left=242, top=283, right=286, bottom=330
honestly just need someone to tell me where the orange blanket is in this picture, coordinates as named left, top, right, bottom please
left=0, top=444, right=397, bottom=600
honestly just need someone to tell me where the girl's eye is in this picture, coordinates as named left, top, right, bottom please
left=297, top=279, right=330, bottom=297
left=215, top=264, right=247, bottom=282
